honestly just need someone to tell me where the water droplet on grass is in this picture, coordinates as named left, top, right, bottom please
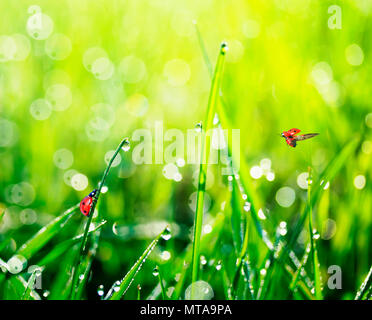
left=243, top=202, right=251, bottom=212
left=152, top=266, right=159, bottom=277
left=200, top=255, right=207, bottom=265
left=216, top=261, right=222, bottom=271
left=97, top=285, right=104, bottom=297
left=195, top=121, right=202, bottom=132
left=313, top=231, right=320, bottom=240
left=113, top=281, right=121, bottom=292
left=221, top=42, right=229, bottom=54
left=185, top=280, right=214, bottom=300
left=122, top=138, right=130, bottom=152
left=161, top=227, right=172, bottom=240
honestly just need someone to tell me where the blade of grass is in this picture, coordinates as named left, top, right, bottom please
left=230, top=194, right=250, bottom=299
left=191, top=42, right=227, bottom=291
left=172, top=212, right=225, bottom=299
left=70, top=137, right=129, bottom=298
left=36, top=220, right=106, bottom=267
left=230, top=178, right=244, bottom=257
left=21, top=267, right=43, bottom=300
left=195, top=34, right=314, bottom=299
left=154, top=266, right=167, bottom=300
left=14, top=203, right=79, bottom=262
left=287, top=138, right=359, bottom=251
left=355, top=264, right=372, bottom=300
left=71, top=219, right=104, bottom=299
left=0, top=209, right=4, bottom=224
left=107, top=226, right=169, bottom=300
left=77, top=137, right=129, bottom=256
left=5, top=274, right=41, bottom=300
left=48, top=245, right=79, bottom=300
left=289, top=242, right=311, bottom=291
left=194, top=22, right=270, bottom=249
left=285, top=264, right=315, bottom=300
left=307, top=167, right=323, bottom=300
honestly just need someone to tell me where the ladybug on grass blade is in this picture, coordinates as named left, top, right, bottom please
left=80, top=189, right=98, bottom=217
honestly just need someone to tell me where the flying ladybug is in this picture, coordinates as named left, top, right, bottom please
left=281, top=128, right=319, bottom=148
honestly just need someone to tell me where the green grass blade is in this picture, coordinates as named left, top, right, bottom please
left=355, top=265, right=372, bottom=300
left=77, top=137, right=129, bottom=256
left=193, top=24, right=270, bottom=250
left=15, top=204, right=79, bottom=262
left=287, top=138, right=359, bottom=250
left=173, top=212, right=225, bottom=299
left=289, top=242, right=311, bottom=291
left=230, top=178, right=243, bottom=256
left=285, top=264, right=315, bottom=300
left=0, top=209, right=4, bottom=224
left=107, top=226, right=168, bottom=300
left=154, top=266, right=167, bottom=300
left=5, top=275, right=41, bottom=300
left=48, top=245, right=79, bottom=300
left=36, top=220, right=106, bottom=267
left=70, top=137, right=129, bottom=298
left=307, top=168, right=323, bottom=300
left=21, top=267, right=43, bottom=300
left=72, top=225, right=102, bottom=300
left=191, top=42, right=227, bottom=288
left=194, top=21, right=213, bottom=75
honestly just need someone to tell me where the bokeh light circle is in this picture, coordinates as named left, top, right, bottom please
left=30, top=99, right=52, bottom=120
left=45, top=33, right=72, bottom=60
left=275, top=187, right=296, bottom=207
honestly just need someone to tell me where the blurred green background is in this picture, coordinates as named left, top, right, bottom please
left=0, top=0, right=371, bottom=300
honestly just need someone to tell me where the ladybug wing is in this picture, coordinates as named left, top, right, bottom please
left=80, top=196, right=93, bottom=216
left=295, top=133, right=319, bottom=141
left=287, top=128, right=301, bottom=135
left=285, top=137, right=296, bottom=147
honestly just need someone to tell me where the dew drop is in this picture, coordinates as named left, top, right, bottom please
left=213, top=113, right=219, bottom=125
left=243, top=201, right=251, bottom=212
left=152, top=266, right=159, bottom=277
left=221, top=42, right=229, bottom=54
left=122, top=138, right=131, bottom=152
left=113, top=281, right=121, bottom=292
left=195, top=121, right=202, bottom=132
left=97, top=285, right=104, bottom=297
left=161, top=226, right=172, bottom=241
left=175, top=273, right=181, bottom=282
left=313, top=231, right=320, bottom=240
left=185, top=280, right=214, bottom=300
left=215, top=260, right=222, bottom=271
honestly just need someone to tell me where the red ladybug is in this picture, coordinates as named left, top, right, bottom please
left=80, top=189, right=97, bottom=217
